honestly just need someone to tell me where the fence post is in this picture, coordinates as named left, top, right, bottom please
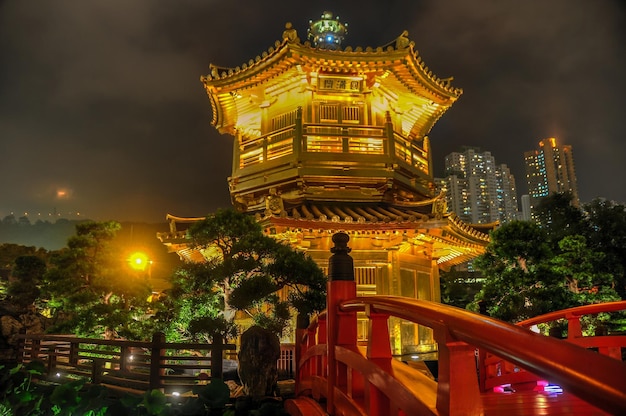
left=92, top=358, right=104, bottom=385
left=211, top=337, right=224, bottom=380
left=16, top=329, right=26, bottom=363
left=149, top=332, right=166, bottom=391
left=47, top=344, right=58, bottom=376
left=327, top=232, right=356, bottom=415
left=69, top=340, right=79, bottom=366
left=31, top=337, right=41, bottom=362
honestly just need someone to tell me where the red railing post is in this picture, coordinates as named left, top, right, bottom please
left=295, top=314, right=310, bottom=395
left=306, top=318, right=317, bottom=381
left=435, top=327, right=483, bottom=416
left=326, top=232, right=356, bottom=416
left=317, top=314, right=327, bottom=378
left=565, top=312, right=582, bottom=339
left=366, top=306, right=392, bottom=415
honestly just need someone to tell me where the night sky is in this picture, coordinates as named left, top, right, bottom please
left=1, top=0, right=624, bottom=223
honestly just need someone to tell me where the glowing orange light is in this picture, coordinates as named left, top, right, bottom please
left=128, top=252, right=149, bottom=271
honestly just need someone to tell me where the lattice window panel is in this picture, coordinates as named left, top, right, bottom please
left=319, top=104, right=339, bottom=123
left=271, top=110, right=298, bottom=131
left=342, top=106, right=361, bottom=124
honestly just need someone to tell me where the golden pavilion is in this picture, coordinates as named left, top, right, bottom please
left=159, top=12, right=489, bottom=355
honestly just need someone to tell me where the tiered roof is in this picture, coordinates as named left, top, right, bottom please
left=158, top=195, right=491, bottom=269
left=201, top=25, right=461, bottom=141
left=159, top=18, right=489, bottom=268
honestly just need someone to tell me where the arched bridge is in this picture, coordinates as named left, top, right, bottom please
left=286, top=234, right=626, bottom=416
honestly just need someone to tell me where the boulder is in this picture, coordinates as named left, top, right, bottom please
left=237, top=326, right=280, bottom=399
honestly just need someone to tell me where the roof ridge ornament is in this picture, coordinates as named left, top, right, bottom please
left=282, top=22, right=299, bottom=43
left=395, top=30, right=410, bottom=49
left=308, top=11, right=347, bottom=50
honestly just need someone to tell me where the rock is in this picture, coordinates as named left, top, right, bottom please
left=0, top=308, right=48, bottom=360
left=0, top=315, right=23, bottom=344
left=237, top=326, right=280, bottom=399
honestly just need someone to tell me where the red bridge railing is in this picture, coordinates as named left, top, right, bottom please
left=289, top=232, right=626, bottom=416
left=481, top=300, right=626, bottom=392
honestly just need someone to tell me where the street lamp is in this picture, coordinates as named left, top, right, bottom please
left=128, top=252, right=152, bottom=279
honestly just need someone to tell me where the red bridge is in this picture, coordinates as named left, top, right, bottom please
left=286, top=233, right=626, bottom=416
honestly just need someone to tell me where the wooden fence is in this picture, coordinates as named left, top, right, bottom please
left=17, top=333, right=236, bottom=394
left=17, top=332, right=297, bottom=394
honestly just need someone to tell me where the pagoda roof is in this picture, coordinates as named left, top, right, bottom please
left=158, top=198, right=490, bottom=269
left=201, top=30, right=462, bottom=138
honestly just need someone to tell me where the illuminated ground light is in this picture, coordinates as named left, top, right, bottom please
left=493, top=380, right=563, bottom=395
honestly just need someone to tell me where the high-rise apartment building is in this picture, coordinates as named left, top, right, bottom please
left=437, top=147, right=519, bottom=224
left=524, top=138, right=579, bottom=209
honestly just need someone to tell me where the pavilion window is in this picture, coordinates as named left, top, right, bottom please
left=319, top=104, right=339, bottom=123
left=355, top=267, right=377, bottom=287
left=342, top=105, right=361, bottom=124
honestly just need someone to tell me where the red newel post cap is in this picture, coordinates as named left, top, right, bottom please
left=329, top=232, right=354, bottom=281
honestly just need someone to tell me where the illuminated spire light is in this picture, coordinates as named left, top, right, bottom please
left=307, top=11, right=347, bottom=50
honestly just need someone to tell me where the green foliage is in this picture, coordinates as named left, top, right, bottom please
left=6, top=255, right=46, bottom=307
left=188, top=316, right=238, bottom=342
left=533, top=192, right=586, bottom=244
left=0, top=244, right=49, bottom=303
left=0, top=362, right=240, bottom=415
left=472, top=194, right=624, bottom=323
left=439, top=267, right=483, bottom=309
left=161, top=209, right=326, bottom=340
left=0, top=361, right=47, bottom=415
left=41, top=221, right=156, bottom=340
left=141, top=389, right=168, bottom=415
left=192, top=380, right=231, bottom=410
left=584, top=198, right=626, bottom=299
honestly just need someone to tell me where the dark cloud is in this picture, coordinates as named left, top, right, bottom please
left=1, top=0, right=624, bottom=222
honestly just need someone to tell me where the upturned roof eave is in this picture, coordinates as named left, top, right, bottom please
left=201, top=40, right=461, bottom=99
